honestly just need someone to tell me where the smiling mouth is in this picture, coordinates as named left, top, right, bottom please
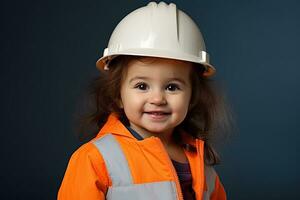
left=144, top=111, right=170, bottom=115
left=144, top=111, right=171, bottom=120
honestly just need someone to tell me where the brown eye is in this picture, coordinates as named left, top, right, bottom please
left=134, top=83, right=148, bottom=90
left=166, top=83, right=180, bottom=91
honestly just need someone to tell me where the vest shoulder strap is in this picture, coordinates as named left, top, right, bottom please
left=93, top=134, right=133, bottom=186
left=203, top=165, right=217, bottom=199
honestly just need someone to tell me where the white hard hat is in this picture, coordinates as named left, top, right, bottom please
left=96, top=1, right=215, bottom=76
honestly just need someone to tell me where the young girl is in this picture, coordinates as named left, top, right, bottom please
left=58, top=2, right=230, bottom=200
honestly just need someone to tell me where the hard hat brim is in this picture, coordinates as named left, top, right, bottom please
left=96, top=48, right=216, bottom=77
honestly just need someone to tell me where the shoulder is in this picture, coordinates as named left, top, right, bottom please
left=204, top=165, right=227, bottom=200
left=58, top=139, right=111, bottom=199
left=69, top=136, right=109, bottom=167
left=71, top=141, right=99, bottom=157
left=61, top=137, right=112, bottom=188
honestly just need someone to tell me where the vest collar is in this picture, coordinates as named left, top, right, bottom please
left=96, top=113, right=201, bottom=147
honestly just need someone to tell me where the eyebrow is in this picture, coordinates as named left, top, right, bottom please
left=129, top=76, right=150, bottom=84
left=129, top=76, right=188, bottom=85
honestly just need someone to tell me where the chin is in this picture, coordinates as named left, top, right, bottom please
left=145, top=126, right=173, bottom=134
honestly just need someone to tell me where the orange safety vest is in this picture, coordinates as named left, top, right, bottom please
left=58, top=114, right=226, bottom=200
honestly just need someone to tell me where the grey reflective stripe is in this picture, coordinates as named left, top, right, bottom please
left=92, top=134, right=133, bottom=186
left=106, top=181, right=177, bottom=200
left=92, top=133, right=179, bottom=200
left=203, top=165, right=217, bottom=200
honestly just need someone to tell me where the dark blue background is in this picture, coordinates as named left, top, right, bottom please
left=1, top=0, right=299, bottom=199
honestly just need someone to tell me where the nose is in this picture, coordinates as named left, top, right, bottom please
left=149, top=90, right=167, bottom=105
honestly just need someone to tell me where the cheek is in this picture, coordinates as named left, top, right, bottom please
left=121, top=90, right=142, bottom=109
left=170, top=94, right=191, bottom=112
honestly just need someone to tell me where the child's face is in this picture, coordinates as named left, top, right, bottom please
left=120, top=57, right=192, bottom=138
